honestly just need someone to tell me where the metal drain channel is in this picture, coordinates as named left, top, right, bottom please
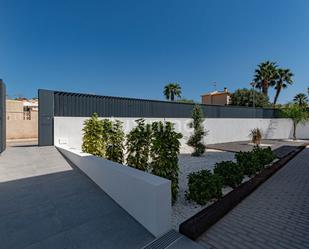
left=142, top=230, right=183, bottom=249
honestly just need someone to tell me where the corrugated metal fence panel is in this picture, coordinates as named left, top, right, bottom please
left=51, top=91, right=280, bottom=118
left=0, top=80, right=6, bottom=153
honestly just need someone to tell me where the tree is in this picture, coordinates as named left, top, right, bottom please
left=273, top=68, right=293, bottom=104
left=104, top=120, right=125, bottom=164
left=150, top=121, right=182, bottom=203
left=126, top=119, right=152, bottom=171
left=293, top=93, right=308, bottom=108
left=254, top=61, right=278, bottom=96
left=163, top=83, right=182, bottom=101
left=176, top=98, right=195, bottom=103
left=230, top=88, right=270, bottom=107
left=82, top=113, right=104, bottom=156
left=187, top=105, right=206, bottom=156
left=281, top=104, right=309, bottom=140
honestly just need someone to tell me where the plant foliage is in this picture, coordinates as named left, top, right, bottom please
left=249, top=128, right=262, bottom=145
left=104, top=119, right=125, bottom=164
left=126, top=119, right=152, bottom=171
left=82, top=113, right=104, bottom=156
left=235, top=146, right=275, bottom=176
left=150, top=121, right=182, bottom=203
left=213, top=161, right=244, bottom=188
left=230, top=88, right=270, bottom=108
left=281, top=104, right=309, bottom=140
left=187, top=105, right=206, bottom=156
left=186, top=170, right=223, bottom=205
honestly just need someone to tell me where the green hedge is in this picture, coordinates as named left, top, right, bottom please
left=186, top=170, right=223, bottom=205
left=235, top=146, right=275, bottom=176
left=213, top=161, right=244, bottom=188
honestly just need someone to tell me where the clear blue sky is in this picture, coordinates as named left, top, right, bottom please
left=1, top=0, right=309, bottom=103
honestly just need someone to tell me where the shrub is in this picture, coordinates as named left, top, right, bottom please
left=252, top=146, right=276, bottom=166
left=187, top=105, right=206, bottom=156
left=82, top=113, right=104, bottom=157
left=249, top=128, right=262, bottom=145
left=150, top=121, right=182, bottom=203
left=126, top=119, right=152, bottom=171
left=235, top=146, right=276, bottom=176
left=213, top=161, right=244, bottom=188
left=104, top=120, right=125, bottom=164
left=186, top=170, right=223, bottom=205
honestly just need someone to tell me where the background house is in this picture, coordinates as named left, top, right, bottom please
left=6, top=99, right=38, bottom=140
left=201, top=87, right=231, bottom=106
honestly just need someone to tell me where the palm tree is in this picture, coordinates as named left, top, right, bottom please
left=253, top=61, right=278, bottom=97
left=293, top=93, right=308, bottom=108
left=163, top=83, right=182, bottom=101
left=282, top=104, right=309, bottom=140
left=273, top=68, right=293, bottom=104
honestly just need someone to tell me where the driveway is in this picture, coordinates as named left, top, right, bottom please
left=0, top=144, right=154, bottom=249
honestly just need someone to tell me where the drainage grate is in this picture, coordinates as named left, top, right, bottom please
left=142, top=230, right=183, bottom=249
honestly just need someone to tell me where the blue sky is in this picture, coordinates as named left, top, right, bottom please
left=1, top=0, right=309, bottom=103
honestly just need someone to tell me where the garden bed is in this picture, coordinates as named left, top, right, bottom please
left=172, top=149, right=235, bottom=229
left=178, top=144, right=306, bottom=240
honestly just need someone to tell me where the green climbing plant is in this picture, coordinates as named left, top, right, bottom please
left=126, top=119, right=152, bottom=171
left=187, top=105, right=206, bottom=156
left=82, top=113, right=104, bottom=156
left=150, top=121, right=183, bottom=203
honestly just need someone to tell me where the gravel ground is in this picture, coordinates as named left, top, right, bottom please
left=172, top=149, right=235, bottom=230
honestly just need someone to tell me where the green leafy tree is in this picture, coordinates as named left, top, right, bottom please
left=150, top=121, right=183, bottom=203
left=273, top=68, right=293, bottom=104
left=104, top=120, right=125, bottom=163
left=126, top=119, right=152, bottom=171
left=230, top=88, right=270, bottom=107
left=254, top=61, right=278, bottom=96
left=163, top=83, right=182, bottom=101
left=281, top=104, right=309, bottom=140
left=82, top=113, right=104, bottom=156
left=293, top=93, right=308, bottom=108
left=176, top=98, right=195, bottom=103
left=187, top=105, right=206, bottom=156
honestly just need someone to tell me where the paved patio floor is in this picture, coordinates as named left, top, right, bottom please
left=198, top=147, right=309, bottom=249
left=206, top=139, right=306, bottom=158
left=0, top=144, right=154, bottom=249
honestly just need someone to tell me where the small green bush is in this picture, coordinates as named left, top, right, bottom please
left=187, top=105, right=206, bottom=156
left=82, top=113, right=104, bottom=157
left=150, top=121, right=182, bottom=203
left=252, top=146, right=276, bottom=167
left=235, top=146, right=276, bottom=176
left=213, top=161, right=244, bottom=188
left=126, top=119, right=152, bottom=171
left=186, top=170, right=223, bottom=205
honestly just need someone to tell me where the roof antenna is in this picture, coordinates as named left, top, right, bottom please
left=213, top=82, right=217, bottom=91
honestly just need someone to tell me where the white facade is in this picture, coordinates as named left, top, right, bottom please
left=54, top=117, right=308, bottom=153
left=57, top=145, right=171, bottom=237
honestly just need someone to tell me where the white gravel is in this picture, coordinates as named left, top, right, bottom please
left=172, top=149, right=235, bottom=230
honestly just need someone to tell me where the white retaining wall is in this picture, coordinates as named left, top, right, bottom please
left=54, top=117, right=309, bottom=153
left=57, top=145, right=171, bottom=237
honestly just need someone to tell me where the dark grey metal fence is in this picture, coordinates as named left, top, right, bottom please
left=38, top=89, right=281, bottom=146
left=51, top=90, right=281, bottom=118
left=0, top=80, right=6, bottom=153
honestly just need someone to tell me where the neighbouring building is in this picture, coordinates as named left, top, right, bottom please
left=201, top=87, right=231, bottom=106
left=6, top=99, right=38, bottom=140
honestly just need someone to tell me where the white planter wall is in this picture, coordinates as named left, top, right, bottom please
left=54, top=117, right=303, bottom=153
left=57, top=146, right=171, bottom=237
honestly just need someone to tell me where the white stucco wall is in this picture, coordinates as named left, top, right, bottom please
left=57, top=145, right=171, bottom=237
left=53, top=117, right=305, bottom=153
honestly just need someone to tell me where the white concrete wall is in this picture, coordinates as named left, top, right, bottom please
left=54, top=117, right=304, bottom=153
left=57, top=145, right=171, bottom=237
